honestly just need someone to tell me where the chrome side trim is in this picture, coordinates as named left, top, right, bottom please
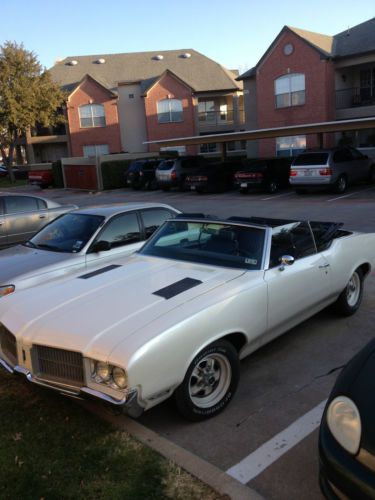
left=0, top=357, right=15, bottom=374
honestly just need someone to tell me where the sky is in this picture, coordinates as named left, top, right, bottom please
left=1, top=0, right=374, bottom=74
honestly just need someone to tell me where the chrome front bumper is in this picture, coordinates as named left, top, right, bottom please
left=0, top=357, right=144, bottom=418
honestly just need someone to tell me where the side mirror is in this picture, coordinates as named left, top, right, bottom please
left=279, top=255, right=295, bottom=271
left=92, top=240, right=111, bottom=252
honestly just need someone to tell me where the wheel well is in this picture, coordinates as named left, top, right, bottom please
left=358, top=263, right=371, bottom=278
left=222, top=332, right=247, bottom=353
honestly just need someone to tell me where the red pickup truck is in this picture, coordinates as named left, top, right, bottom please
left=28, top=170, right=53, bottom=188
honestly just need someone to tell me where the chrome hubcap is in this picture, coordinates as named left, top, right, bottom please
left=346, top=272, right=360, bottom=306
left=189, top=353, right=231, bottom=408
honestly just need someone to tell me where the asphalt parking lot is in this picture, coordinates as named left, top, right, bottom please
left=8, top=182, right=375, bottom=499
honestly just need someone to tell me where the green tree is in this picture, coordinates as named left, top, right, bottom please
left=0, top=41, right=66, bottom=181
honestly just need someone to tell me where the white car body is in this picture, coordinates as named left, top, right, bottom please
left=0, top=216, right=374, bottom=420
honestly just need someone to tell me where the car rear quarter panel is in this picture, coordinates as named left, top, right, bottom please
left=323, top=233, right=375, bottom=295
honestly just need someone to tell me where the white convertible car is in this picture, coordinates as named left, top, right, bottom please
left=0, top=215, right=374, bottom=420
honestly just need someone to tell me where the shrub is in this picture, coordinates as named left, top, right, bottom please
left=101, top=160, right=132, bottom=189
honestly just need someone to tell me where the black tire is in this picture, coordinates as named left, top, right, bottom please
left=149, top=178, right=158, bottom=190
left=334, top=268, right=364, bottom=316
left=239, top=188, right=248, bottom=194
left=161, top=186, right=170, bottom=191
left=175, top=340, right=240, bottom=421
left=333, top=175, right=347, bottom=194
left=266, top=178, right=279, bottom=194
left=295, top=188, right=307, bottom=194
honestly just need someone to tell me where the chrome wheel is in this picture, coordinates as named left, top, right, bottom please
left=189, top=353, right=231, bottom=408
left=346, top=272, right=361, bottom=307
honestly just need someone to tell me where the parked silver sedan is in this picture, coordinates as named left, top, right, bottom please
left=0, top=202, right=179, bottom=298
left=0, top=192, right=77, bottom=248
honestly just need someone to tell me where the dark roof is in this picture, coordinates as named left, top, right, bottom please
left=238, top=17, right=375, bottom=81
left=50, top=49, right=241, bottom=95
left=333, top=17, right=375, bottom=58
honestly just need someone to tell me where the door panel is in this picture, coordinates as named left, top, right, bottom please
left=4, top=196, right=47, bottom=245
left=265, top=253, right=331, bottom=332
left=0, top=198, right=7, bottom=247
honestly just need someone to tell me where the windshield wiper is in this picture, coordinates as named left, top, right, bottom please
left=34, top=243, right=65, bottom=252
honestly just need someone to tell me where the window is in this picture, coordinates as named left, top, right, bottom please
left=276, top=136, right=306, bottom=157
left=79, top=104, right=106, bottom=128
left=198, top=100, right=215, bottom=122
left=270, top=222, right=315, bottom=267
left=96, top=212, right=141, bottom=248
left=200, top=143, right=218, bottom=153
left=333, top=149, right=352, bottom=163
left=141, top=209, right=174, bottom=239
left=157, top=99, right=183, bottom=123
left=275, top=73, right=305, bottom=108
left=83, top=144, right=109, bottom=157
left=4, top=196, right=43, bottom=214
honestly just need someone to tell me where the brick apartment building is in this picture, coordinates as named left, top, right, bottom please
left=238, top=17, right=375, bottom=158
left=25, top=49, right=244, bottom=162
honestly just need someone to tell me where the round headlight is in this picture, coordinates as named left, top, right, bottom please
left=112, top=367, right=128, bottom=389
left=96, top=362, right=111, bottom=382
left=327, top=396, right=361, bottom=454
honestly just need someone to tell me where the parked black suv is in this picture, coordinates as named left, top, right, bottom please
left=185, top=160, right=243, bottom=193
left=125, top=158, right=161, bottom=190
left=234, top=157, right=293, bottom=194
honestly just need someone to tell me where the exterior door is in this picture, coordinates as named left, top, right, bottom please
left=4, top=196, right=48, bottom=245
left=0, top=198, right=7, bottom=248
left=265, top=253, right=331, bottom=332
left=264, top=221, right=332, bottom=333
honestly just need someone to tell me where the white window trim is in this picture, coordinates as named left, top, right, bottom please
left=79, top=104, right=106, bottom=128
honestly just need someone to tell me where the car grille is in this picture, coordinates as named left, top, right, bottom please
left=0, top=324, right=17, bottom=366
left=31, top=345, right=84, bottom=387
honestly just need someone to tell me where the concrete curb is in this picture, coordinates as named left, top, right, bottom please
left=86, top=402, right=264, bottom=500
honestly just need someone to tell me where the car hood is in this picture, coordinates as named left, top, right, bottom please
left=0, top=245, right=75, bottom=283
left=0, top=254, right=248, bottom=359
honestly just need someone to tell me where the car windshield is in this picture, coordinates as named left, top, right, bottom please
left=293, top=153, right=329, bottom=166
left=140, top=220, right=266, bottom=270
left=27, top=213, right=105, bottom=253
left=157, top=160, right=176, bottom=171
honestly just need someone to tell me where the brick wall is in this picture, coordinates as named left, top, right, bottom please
left=144, top=73, right=198, bottom=155
left=256, top=31, right=336, bottom=156
left=67, top=77, right=122, bottom=157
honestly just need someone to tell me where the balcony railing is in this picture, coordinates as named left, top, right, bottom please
left=336, top=87, right=375, bottom=109
left=198, top=109, right=245, bottom=127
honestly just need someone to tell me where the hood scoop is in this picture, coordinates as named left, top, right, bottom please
left=153, top=277, right=202, bottom=300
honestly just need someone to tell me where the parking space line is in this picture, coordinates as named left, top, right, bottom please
left=226, top=399, right=327, bottom=484
left=261, top=192, right=294, bottom=201
left=326, top=186, right=375, bottom=202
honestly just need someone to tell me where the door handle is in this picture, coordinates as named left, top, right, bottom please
left=319, top=263, right=330, bottom=269
left=39, top=215, right=47, bottom=219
